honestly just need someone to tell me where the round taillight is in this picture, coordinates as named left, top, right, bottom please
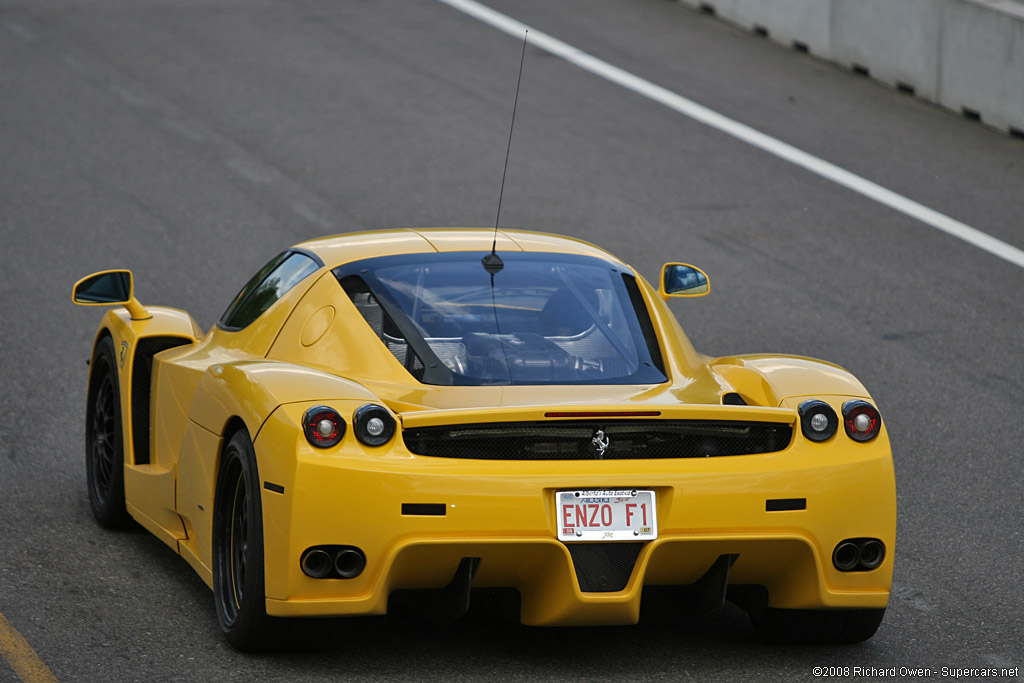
left=798, top=399, right=838, bottom=442
left=353, top=404, right=395, bottom=447
left=303, top=406, right=345, bottom=448
left=842, top=400, right=881, bottom=442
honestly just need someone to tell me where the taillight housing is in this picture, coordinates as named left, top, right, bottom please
left=842, top=400, right=882, bottom=442
left=353, top=404, right=396, bottom=447
left=798, top=399, right=838, bottom=442
left=303, top=406, right=345, bottom=448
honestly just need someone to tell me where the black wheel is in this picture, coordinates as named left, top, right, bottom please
left=213, top=429, right=277, bottom=651
left=213, top=429, right=357, bottom=651
left=85, top=336, right=133, bottom=529
left=751, top=607, right=886, bottom=645
left=212, top=430, right=343, bottom=652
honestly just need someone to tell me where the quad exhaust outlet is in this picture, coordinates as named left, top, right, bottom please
left=301, top=546, right=366, bottom=579
left=832, top=538, right=885, bottom=572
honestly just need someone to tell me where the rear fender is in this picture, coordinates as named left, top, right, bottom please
left=711, top=354, right=871, bottom=406
left=177, top=362, right=381, bottom=584
left=186, top=361, right=379, bottom=440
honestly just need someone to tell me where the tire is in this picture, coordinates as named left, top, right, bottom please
left=212, top=429, right=350, bottom=652
left=751, top=607, right=886, bottom=645
left=85, top=336, right=133, bottom=529
left=212, top=429, right=277, bottom=651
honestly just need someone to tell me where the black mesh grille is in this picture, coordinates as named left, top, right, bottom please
left=131, top=337, right=191, bottom=465
left=568, top=542, right=643, bottom=592
left=403, top=420, right=792, bottom=460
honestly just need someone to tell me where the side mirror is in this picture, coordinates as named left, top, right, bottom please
left=72, top=270, right=150, bottom=320
left=658, top=263, right=709, bottom=300
left=73, top=270, right=133, bottom=305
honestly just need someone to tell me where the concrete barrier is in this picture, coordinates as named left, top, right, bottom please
left=674, top=0, right=1024, bottom=136
left=832, top=0, right=941, bottom=101
left=940, top=0, right=1024, bottom=133
left=694, top=0, right=832, bottom=54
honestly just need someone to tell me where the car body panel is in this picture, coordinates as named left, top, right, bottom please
left=256, top=397, right=892, bottom=621
left=712, top=354, right=871, bottom=403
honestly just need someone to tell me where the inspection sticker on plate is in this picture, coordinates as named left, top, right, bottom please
left=556, top=490, right=657, bottom=542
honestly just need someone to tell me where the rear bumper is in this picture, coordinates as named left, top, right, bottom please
left=255, top=405, right=896, bottom=624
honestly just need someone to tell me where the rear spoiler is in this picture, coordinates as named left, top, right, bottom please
left=400, top=404, right=795, bottom=429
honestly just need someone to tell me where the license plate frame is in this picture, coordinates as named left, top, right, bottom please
left=556, top=489, right=657, bottom=542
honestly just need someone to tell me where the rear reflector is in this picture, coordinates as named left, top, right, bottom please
left=402, top=503, right=447, bottom=516
left=765, top=498, right=806, bottom=511
left=545, top=411, right=661, bottom=418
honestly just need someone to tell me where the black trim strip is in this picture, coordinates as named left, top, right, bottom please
left=622, top=273, right=666, bottom=375
left=291, top=247, right=325, bottom=268
left=402, top=503, right=446, bottom=516
left=264, top=482, right=285, bottom=494
left=405, top=419, right=793, bottom=460
left=131, top=336, right=193, bottom=465
left=766, top=498, right=806, bottom=512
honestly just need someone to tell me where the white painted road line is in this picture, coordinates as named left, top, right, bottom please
left=437, top=0, right=1024, bottom=271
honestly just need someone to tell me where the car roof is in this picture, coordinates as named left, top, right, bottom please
left=293, top=228, right=628, bottom=270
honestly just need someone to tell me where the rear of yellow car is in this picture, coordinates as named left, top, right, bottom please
left=253, top=398, right=894, bottom=643
left=241, top=232, right=895, bottom=647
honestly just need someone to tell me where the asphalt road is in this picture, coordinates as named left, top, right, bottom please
left=2, top=0, right=1023, bottom=680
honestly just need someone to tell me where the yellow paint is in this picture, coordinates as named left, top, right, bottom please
left=713, top=354, right=870, bottom=405
left=73, top=229, right=896, bottom=626
left=124, top=465, right=186, bottom=548
left=0, top=611, right=59, bottom=683
left=299, top=305, right=335, bottom=347
left=175, top=420, right=221, bottom=588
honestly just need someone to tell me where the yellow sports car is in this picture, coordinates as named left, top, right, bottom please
left=73, top=229, right=895, bottom=650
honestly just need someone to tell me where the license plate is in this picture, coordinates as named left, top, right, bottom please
left=556, top=489, right=657, bottom=542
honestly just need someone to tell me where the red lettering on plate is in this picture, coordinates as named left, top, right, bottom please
left=588, top=504, right=600, bottom=527
left=626, top=503, right=636, bottom=525
left=576, top=505, right=588, bottom=526
left=562, top=505, right=574, bottom=528
left=601, top=504, right=612, bottom=526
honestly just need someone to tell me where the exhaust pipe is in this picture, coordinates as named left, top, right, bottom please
left=334, top=548, right=366, bottom=578
left=833, top=538, right=886, bottom=572
left=300, top=548, right=333, bottom=578
left=832, top=541, right=861, bottom=572
left=858, top=539, right=885, bottom=570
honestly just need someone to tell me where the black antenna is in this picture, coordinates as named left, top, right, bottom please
left=482, top=29, right=528, bottom=275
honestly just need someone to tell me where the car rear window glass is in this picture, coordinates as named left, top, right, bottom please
left=220, top=251, right=319, bottom=330
left=335, top=252, right=667, bottom=386
left=339, top=274, right=429, bottom=381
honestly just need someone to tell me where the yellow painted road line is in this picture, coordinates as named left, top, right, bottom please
left=0, top=611, right=59, bottom=683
